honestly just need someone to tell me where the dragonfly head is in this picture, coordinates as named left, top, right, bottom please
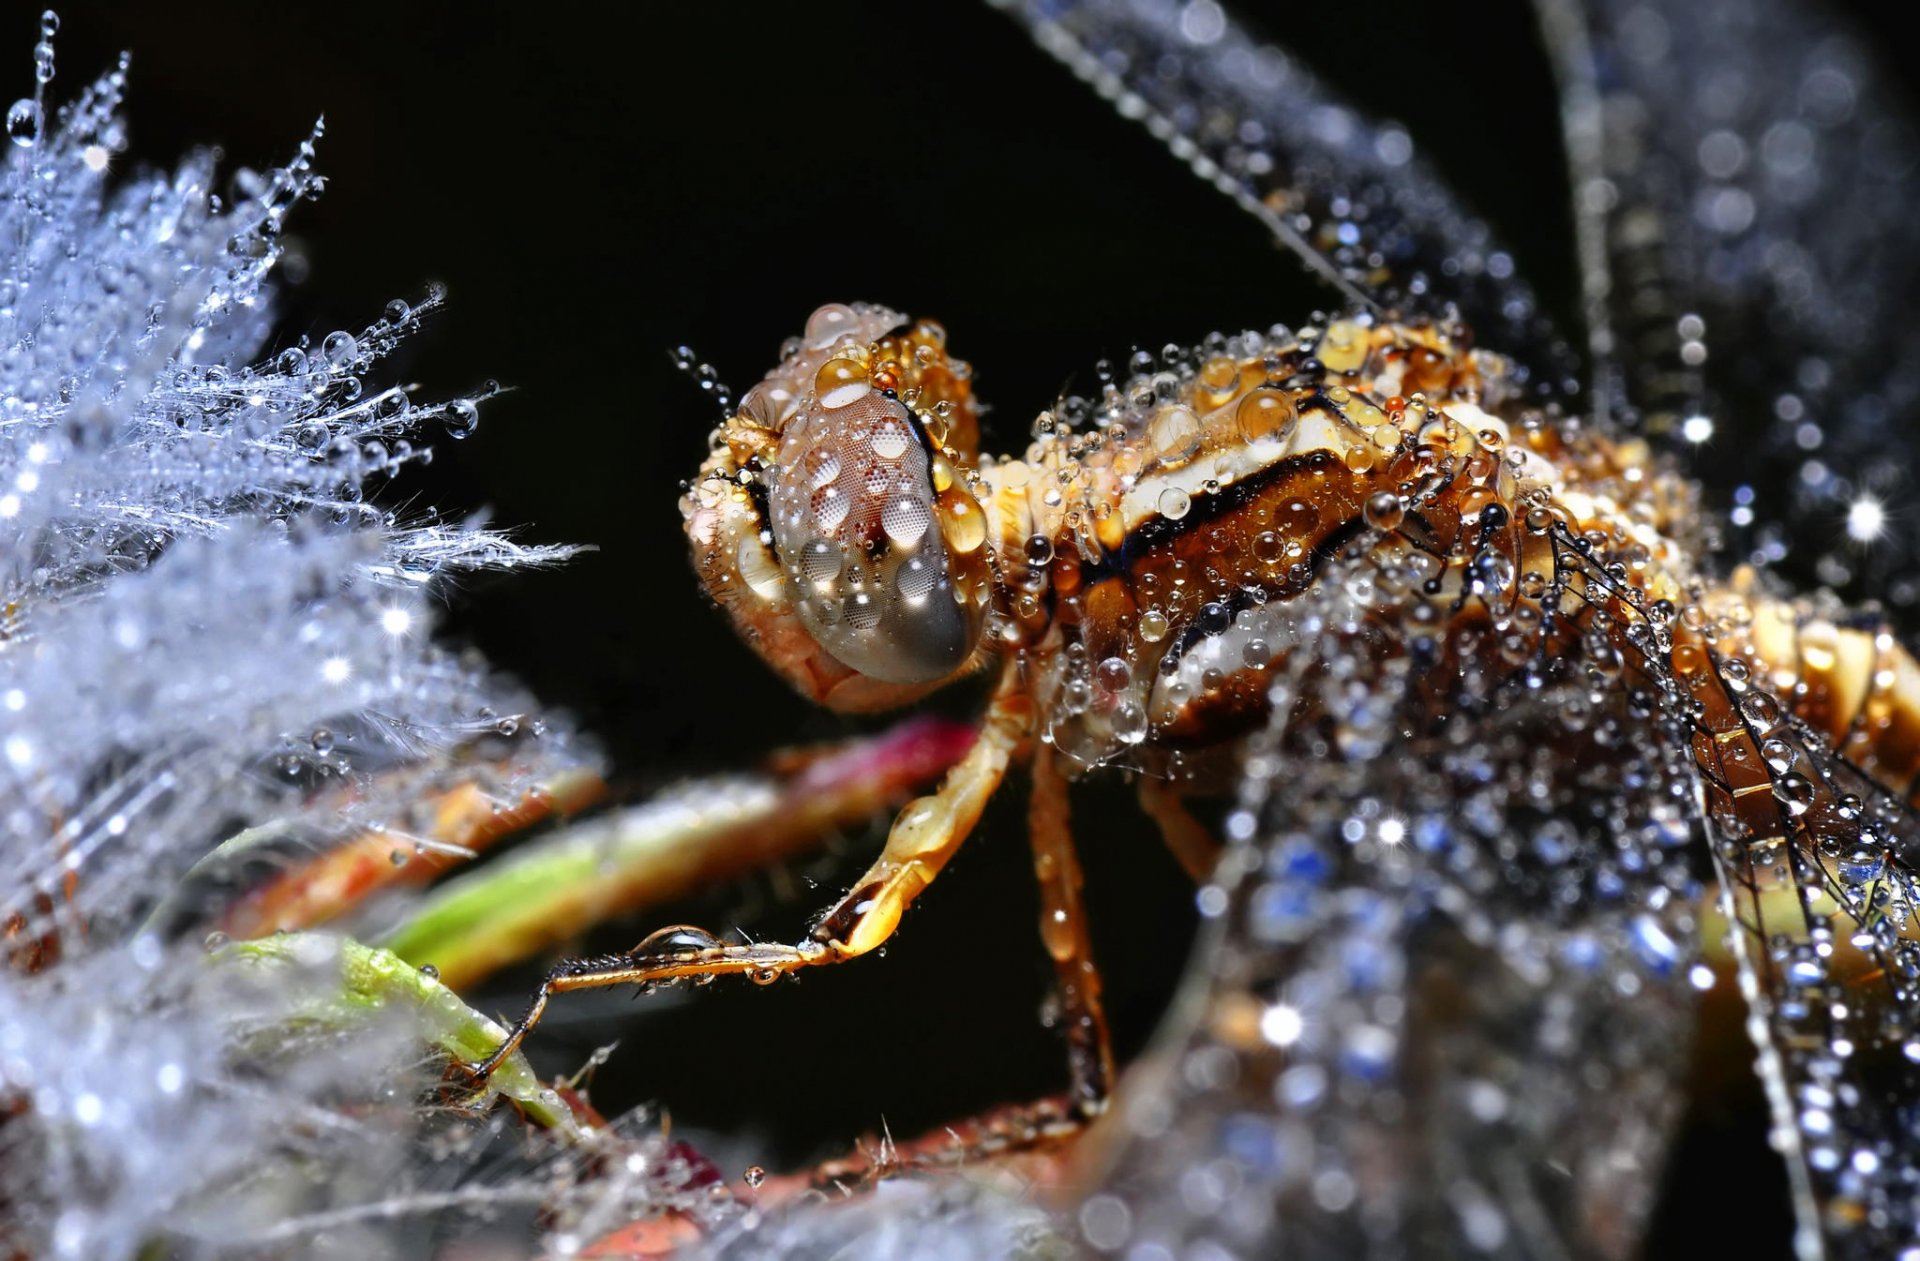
left=681, top=304, right=994, bottom=712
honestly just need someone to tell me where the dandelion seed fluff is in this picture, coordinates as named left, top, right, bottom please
left=0, top=15, right=633, bottom=1259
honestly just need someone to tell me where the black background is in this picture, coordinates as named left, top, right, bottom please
left=46, top=2, right=1916, bottom=1255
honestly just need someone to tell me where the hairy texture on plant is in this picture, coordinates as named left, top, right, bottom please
left=0, top=16, right=634, bottom=1259
left=0, top=28, right=589, bottom=952
left=2, top=937, right=456, bottom=1258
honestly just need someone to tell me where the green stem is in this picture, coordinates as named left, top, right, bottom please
left=219, top=933, right=584, bottom=1139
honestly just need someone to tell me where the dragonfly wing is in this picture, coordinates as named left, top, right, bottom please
left=1083, top=535, right=1703, bottom=1257
left=1536, top=0, right=1920, bottom=606
left=993, top=0, right=1575, bottom=396
left=1684, top=636, right=1920, bottom=1260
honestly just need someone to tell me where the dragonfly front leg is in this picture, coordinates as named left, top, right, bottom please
left=464, top=661, right=1032, bottom=1082
left=461, top=934, right=832, bottom=1080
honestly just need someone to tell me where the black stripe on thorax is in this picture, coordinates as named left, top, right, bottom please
left=1084, top=448, right=1329, bottom=584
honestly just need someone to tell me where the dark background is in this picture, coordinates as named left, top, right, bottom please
left=47, top=2, right=1916, bottom=1255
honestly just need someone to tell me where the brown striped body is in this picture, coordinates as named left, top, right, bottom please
left=689, top=307, right=1920, bottom=826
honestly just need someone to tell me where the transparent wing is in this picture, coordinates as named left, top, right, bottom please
left=993, top=0, right=1576, bottom=397
left=1536, top=0, right=1920, bottom=606
left=1084, top=527, right=1704, bottom=1257
left=1684, top=628, right=1920, bottom=1260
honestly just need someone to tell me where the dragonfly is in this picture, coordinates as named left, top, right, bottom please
left=465, top=1, right=1920, bottom=1256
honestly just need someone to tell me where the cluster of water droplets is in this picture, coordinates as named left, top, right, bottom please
left=0, top=15, right=616, bottom=1257
left=762, top=315, right=980, bottom=684
left=1008, top=315, right=1539, bottom=780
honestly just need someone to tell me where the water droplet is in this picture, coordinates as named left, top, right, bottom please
left=815, top=358, right=870, bottom=410
left=844, top=590, right=882, bottom=630
left=1157, top=486, right=1192, bottom=520
left=893, top=554, right=937, bottom=601
left=1363, top=491, right=1404, bottom=530
left=1278, top=498, right=1319, bottom=537
left=5, top=99, right=42, bottom=149
left=1472, top=552, right=1516, bottom=594
left=1774, top=773, right=1816, bottom=817
left=444, top=398, right=479, bottom=439
left=418, top=963, right=440, bottom=980
left=321, top=330, right=358, bottom=367
left=805, top=303, right=859, bottom=349
left=1148, top=406, right=1203, bottom=467
left=1786, top=953, right=1825, bottom=986
left=638, top=924, right=722, bottom=957
left=744, top=1165, right=767, bottom=1189
left=803, top=447, right=840, bottom=488
left=937, top=490, right=987, bottom=554
left=1236, top=389, right=1298, bottom=448
left=798, top=538, right=840, bottom=584
left=869, top=421, right=910, bottom=460
left=310, top=727, right=334, bottom=753
left=384, top=298, right=413, bottom=324
left=372, top=390, right=410, bottom=422
left=881, top=495, right=930, bottom=548
left=1740, top=690, right=1782, bottom=727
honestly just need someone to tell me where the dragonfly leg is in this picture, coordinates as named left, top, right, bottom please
left=1030, top=742, right=1115, bottom=1118
left=1138, top=775, right=1221, bottom=883
left=461, top=934, right=827, bottom=1079
left=464, top=661, right=1032, bottom=1081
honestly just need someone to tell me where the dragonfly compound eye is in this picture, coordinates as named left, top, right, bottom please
left=682, top=303, right=991, bottom=709
left=767, top=370, right=986, bottom=684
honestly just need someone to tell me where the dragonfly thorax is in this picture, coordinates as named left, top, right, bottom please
left=970, top=316, right=1594, bottom=775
